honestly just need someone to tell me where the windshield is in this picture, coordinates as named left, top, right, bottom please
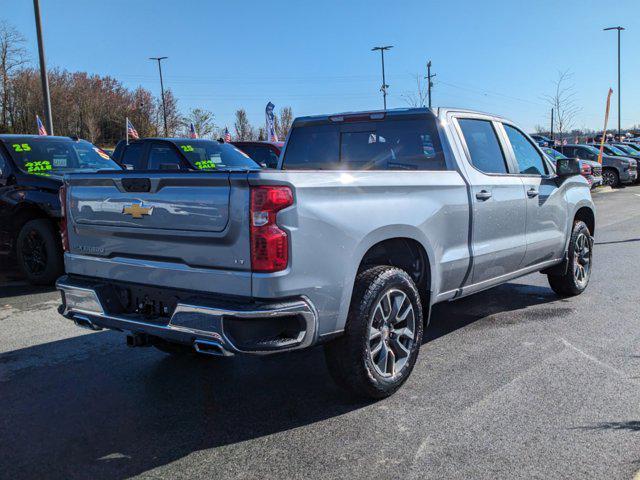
left=583, top=145, right=603, bottom=155
left=615, top=144, right=639, bottom=155
left=171, top=140, right=260, bottom=170
left=5, top=137, right=120, bottom=176
left=542, top=147, right=566, bottom=160
left=605, top=145, right=627, bottom=156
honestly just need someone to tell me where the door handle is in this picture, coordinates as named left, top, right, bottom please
left=527, top=188, right=539, bottom=198
left=475, top=190, right=492, bottom=201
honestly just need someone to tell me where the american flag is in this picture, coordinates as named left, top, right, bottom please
left=189, top=123, right=198, bottom=139
left=127, top=118, right=139, bottom=139
left=224, top=127, right=231, bottom=142
left=36, top=115, right=48, bottom=136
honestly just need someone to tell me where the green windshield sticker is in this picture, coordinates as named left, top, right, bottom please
left=24, top=160, right=52, bottom=174
left=180, top=145, right=195, bottom=152
left=12, top=143, right=32, bottom=152
left=194, top=160, right=216, bottom=170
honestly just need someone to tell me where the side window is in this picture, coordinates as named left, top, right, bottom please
left=577, top=148, right=594, bottom=160
left=457, top=118, right=508, bottom=174
left=148, top=144, right=183, bottom=170
left=121, top=143, right=145, bottom=170
left=503, top=124, right=547, bottom=175
left=0, top=150, right=7, bottom=174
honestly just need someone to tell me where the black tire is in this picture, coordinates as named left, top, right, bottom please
left=324, top=266, right=424, bottom=399
left=548, top=221, right=592, bottom=297
left=602, top=168, right=619, bottom=188
left=16, top=218, right=64, bottom=285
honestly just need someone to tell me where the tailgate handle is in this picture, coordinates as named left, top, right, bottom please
left=122, top=178, right=151, bottom=192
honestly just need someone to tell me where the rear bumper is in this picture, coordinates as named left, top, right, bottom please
left=56, top=276, right=318, bottom=356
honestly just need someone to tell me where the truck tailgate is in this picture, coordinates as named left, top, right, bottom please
left=63, top=172, right=252, bottom=295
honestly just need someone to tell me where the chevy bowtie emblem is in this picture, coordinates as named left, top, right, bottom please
left=122, top=203, right=153, bottom=218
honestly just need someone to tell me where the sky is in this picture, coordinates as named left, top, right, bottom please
left=5, top=0, right=640, bottom=133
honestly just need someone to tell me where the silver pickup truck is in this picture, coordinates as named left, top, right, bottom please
left=56, top=108, right=595, bottom=398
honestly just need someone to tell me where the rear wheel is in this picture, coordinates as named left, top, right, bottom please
left=324, top=266, right=424, bottom=399
left=548, top=220, right=592, bottom=297
left=602, top=168, right=619, bottom=188
left=16, top=219, right=64, bottom=285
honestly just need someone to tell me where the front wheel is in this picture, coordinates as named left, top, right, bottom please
left=602, top=168, right=619, bottom=188
left=324, top=266, right=424, bottom=399
left=16, top=219, right=64, bottom=285
left=548, top=220, right=592, bottom=297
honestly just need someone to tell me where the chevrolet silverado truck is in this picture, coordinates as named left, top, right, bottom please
left=56, top=108, right=595, bottom=399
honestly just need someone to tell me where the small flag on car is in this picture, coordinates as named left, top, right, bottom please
left=224, top=127, right=231, bottom=142
left=36, top=115, right=48, bottom=136
left=189, top=123, right=198, bottom=139
left=126, top=118, right=139, bottom=140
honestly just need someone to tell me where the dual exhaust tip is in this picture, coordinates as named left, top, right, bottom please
left=124, top=333, right=231, bottom=357
left=70, top=313, right=231, bottom=357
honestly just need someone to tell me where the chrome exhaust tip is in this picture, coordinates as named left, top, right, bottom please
left=73, top=314, right=103, bottom=331
left=193, top=339, right=232, bottom=357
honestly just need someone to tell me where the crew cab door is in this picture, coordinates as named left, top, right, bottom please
left=453, top=116, right=527, bottom=286
left=500, top=123, right=568, bottom=267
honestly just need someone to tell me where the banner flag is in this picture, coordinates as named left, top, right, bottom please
left=265, top=102, right=278, bottom=142
left=36, top=115, right=48, bottom=136
left=189, top=123, right=198, bottom=139
left=598, top=88, right=614, bottom=164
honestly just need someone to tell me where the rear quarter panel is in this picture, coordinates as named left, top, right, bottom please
left=249, top=170, right=470, bottom=336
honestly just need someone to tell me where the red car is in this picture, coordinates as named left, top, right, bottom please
left=231, top=141, right=283, bottom=168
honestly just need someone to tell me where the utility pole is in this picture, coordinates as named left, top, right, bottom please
left=425, top=60, right=436, bottom=109
left=604, top=26, right=625, bottom=139
left=149, top=56, right=168, bottom=137
left=33, top=0, right=53, bottom=135
left=371, top=46, right=393, bottom=110
left=550, top=108, right=554, bottom=143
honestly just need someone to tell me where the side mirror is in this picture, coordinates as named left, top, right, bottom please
left=556, top=158, right=581, bottom=177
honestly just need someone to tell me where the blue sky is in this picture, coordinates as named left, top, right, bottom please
left=6, top=0, right=640, bottom=132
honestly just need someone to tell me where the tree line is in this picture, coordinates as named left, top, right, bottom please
left=0, top=21, right=294, bottom=146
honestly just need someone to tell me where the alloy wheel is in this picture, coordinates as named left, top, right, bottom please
left=21, top=229, right=48, bottom=275
left=573, top=232, right=592, bottom=288
left=367, top=289, right=416, bottom=378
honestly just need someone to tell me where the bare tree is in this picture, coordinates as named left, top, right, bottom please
left=234, top=108, right=255, bottom=140
left=275, top=106, right=293, bottom=140
left=257, top=126, right=266, bottom=141
left=543, top=70, right=580, bottom=139
left=402, top=74, right=428, bottom=108
left=183, top=108, right=216, bottom=138
left=0, top=21, right=28, bottom=131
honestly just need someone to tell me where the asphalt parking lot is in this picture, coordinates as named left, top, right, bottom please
left=1, top=186, right=639, bottom=480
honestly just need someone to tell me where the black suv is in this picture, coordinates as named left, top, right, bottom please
left=111, top=138, right=260, bottom=171
left=0, top=135, right=122, bottom=284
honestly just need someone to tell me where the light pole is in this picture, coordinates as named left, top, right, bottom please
left=604, top=26, right=624, bottom=139
left=149, top=56, right=168, bottom=137
left=33, top=0, right=53, bottom=135
left=371, top=46, right=393, bottom=110
left=425, top=60, right=436, bottom=109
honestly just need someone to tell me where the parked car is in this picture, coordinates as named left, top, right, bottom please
left=542, top=147, right=602, bottom=188
left=56, top=108, right=594, bottom=399
left=0, top=135, right=122, bottom=284
left=530, top=134, right=552, bottom=147
left=555, top=144, right=637, bottom=187
left=588, top=143, right=640, bottom=184
left=111, top=138, right=260, bottom=171
left=231, top=141, right=284, bottom=168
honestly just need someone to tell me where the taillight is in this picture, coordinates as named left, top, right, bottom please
left=581, top=164, right=592, bottom=176
left=250, top=186, right=293, bottom=272
left=59, top=184, right=69, bottom=252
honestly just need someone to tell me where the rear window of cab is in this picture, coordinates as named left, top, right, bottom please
left=282, top=117, right=447, bottom=171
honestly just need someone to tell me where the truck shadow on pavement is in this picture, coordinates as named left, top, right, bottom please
left=0, top=281, right=561, bottom=480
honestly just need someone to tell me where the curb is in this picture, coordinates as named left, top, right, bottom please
left=591, top=186, right=614, bottom=194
